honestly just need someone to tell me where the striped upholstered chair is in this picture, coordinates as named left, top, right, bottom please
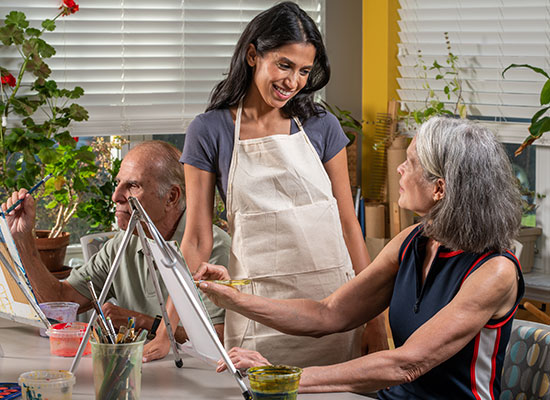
left=501, top=319, right=550, bottom=400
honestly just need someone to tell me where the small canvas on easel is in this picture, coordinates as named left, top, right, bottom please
left=0, top=213, right=44, bottom=328
left=150, top=241, right=221, bottom=365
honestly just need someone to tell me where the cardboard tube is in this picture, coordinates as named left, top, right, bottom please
left=365, top=204, right=385, bottom=238
left=387, top=136, right=408, bottom=203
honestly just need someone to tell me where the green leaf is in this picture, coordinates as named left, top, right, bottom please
left=530, top=106, right=550, bottom=124
left=25, top=27, right=41, bottom=37
left=444, top=86, right=450, bottom=95
left=540, top=80, right=550, bottom=105
left=502, top=63, right=550, bottom=79
left=533, top=117, right=550, bottom=138
left=22, top=39, right=38, bottom=58
left=68, top=103, right=89, bottom=121
left=432, top=61, right=443, bottom=69
left=54, top=131, right=77, bottom=147
left=5, top=11, right=28, bottom=29
left=435, top=74, right=443, bottom=80
left=35, top=38, right=56, bottom=59
left=0, top=24, right=25, bottom=46
left=11, top=98, right=36, bottom=116
left=38, top=147, right=60, bottom=164
left=528, top=116, right=550, bottom=140
left=42, top=19, right=56, bottom=32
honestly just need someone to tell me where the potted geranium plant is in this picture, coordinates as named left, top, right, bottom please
left=0, top=0, right=98, bottom=273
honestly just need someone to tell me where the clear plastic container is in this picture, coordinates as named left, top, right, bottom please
left=247, top=365, right=302, bottom=400
left=39, top=301, right=79, bottom=337
left=18, top=370, right=75, bottom=400
left=91, top=339, right=145, bottom=400
left=47, top=321, right=91, bottom=357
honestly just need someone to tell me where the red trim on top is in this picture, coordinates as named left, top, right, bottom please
left=438, top=250, right=464, bottom=258
left=400, top=228, right=422, bottom=263
left=460, top=252, right=493, bottom=287
left=506, top=250, right=522, bottom=271
left=470, top=333, right=482, bottom=400
left=485, top=304, right=520, bottom=329
left=489, top=327, right=501, bottom=400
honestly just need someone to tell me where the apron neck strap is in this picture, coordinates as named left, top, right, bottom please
left=234, top=100, right=244, bottom=142
left=292, top=116, right=304, bottom=132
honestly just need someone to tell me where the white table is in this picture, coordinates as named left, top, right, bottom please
left=0, top=319, right=367, bottom=399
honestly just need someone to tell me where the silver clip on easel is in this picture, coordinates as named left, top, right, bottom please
left=70, top=196, right=183, bottom=373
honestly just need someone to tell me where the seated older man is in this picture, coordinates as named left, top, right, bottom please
left=1, top=140, right=230, bottom=344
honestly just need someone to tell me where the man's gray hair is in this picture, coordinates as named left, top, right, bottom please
left=415, top=117, right=521, bottom=253
left=132, top=140, right=186, bottom=210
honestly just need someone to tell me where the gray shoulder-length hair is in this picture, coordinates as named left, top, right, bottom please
left=415, top=117, right=522, bottom=253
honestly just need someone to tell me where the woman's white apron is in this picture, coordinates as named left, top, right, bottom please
left=225, top=103, right=361, bottom=367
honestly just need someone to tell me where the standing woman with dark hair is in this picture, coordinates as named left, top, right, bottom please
left=143, top=1, right=387, bottom=365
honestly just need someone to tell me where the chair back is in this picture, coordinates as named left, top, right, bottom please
left=80, top=231, right=117, bottom=262
left=501, top=319, right=550, bottom=399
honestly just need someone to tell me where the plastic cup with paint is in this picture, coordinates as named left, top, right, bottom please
left=91, top=338, right=145, bottom=400
left=46, top=321, right=91, bottom=357
left=38, top=301, right=79, bottom=337
left=247, top=365, right=303, bottom=400
left=18, top=370, right=75, bottom=400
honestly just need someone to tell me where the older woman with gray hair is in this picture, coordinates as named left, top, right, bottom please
left=194, top=117, right=524, bottom=399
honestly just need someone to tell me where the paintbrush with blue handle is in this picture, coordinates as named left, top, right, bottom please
left=3, top=173, right=53, bottom=215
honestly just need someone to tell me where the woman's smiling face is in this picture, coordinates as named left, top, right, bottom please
left=247, top=42, right=316, bottom=109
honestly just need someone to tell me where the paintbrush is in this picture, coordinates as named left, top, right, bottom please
left=4, top=173, right=53, bottom=214
left=85, top=276, right=115, bottom=344
left=194, top=279, right=251, bottom=287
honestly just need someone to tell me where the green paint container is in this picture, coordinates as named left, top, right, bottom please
left=248, top=365, right=302, bottom=400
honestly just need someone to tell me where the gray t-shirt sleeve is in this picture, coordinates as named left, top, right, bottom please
left=302, top=109, right=349, bottom=163
left=181, top=114, right=218, bottom=174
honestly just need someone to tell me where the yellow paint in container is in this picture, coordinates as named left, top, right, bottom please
left=247, top=365, right=302, bottom=400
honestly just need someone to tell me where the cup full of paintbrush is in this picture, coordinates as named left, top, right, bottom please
left=91, top=317, right=147, bottom=400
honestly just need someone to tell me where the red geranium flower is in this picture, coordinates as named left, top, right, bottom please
left=60, top=0, right=79, bottom=16
left=73, top=137, right=79, bottom=142
left=1, top=73, right=16, bottom=88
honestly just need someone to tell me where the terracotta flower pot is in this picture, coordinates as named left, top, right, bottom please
left=35, top=230, right=70, bottom=272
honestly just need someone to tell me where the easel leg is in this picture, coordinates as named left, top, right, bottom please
left=136, top=222, right=183, bottom=368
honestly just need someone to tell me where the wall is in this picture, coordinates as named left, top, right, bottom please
left=361, top=0, right=400, bottom=195
left=325, top=0, right=363, bottom=186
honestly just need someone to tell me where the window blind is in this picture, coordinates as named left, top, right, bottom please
left=0, top=0, right=324, bottom=137
left=397, top=0, right=550, bottom=137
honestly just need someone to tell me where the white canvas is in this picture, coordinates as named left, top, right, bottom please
left=150, top=241, right=222, bottom=364
left=0, top=214, right=44, bottom=327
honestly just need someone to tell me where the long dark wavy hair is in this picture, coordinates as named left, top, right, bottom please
left=206, top=1, right=330, bottom=121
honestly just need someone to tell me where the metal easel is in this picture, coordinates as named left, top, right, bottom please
left=69, top=198, right=252, bottom=399
left=70, top=196, right=182, bottom=373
